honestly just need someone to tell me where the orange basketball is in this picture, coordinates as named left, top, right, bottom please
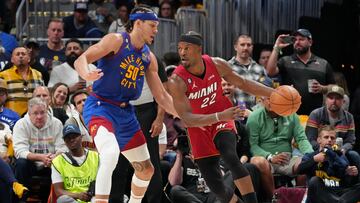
left=269, top=85, right=302, bottom=116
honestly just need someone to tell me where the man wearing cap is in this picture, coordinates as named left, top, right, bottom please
left=63, top=2, right=103, bottom=38
left=266, top=28, right=335, bottom=115
left=0, top=79, right=20, bottom=130
left=74, top=5, right=177, bottom=203
left=51, top=124, right=99, bottom=203
left=306, top=85, right=356, bottom=154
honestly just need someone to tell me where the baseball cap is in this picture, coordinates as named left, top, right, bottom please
left=62, top=124, right=81, bottom=138
left=74, top=2, right=88, bottom=12
left=326, top=85, right=344, bottom=98
left=292, top=29, right=312, bottom=39
left=0, top=79, right=7, bottom=90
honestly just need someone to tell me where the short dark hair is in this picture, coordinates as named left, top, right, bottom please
left=234, top=34, right=252, bottom=45
left=65, top=38, right=83, bottom=49
left=70, top=89, right=89, bottom=105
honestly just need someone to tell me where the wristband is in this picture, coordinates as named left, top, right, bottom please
left=266, top=154, right=273, bottom=163
left=215, top=112, right=220, bottom=122
left=273, top=45, right=283, bottom=55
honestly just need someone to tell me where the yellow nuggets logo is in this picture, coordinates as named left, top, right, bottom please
left=119, top=54, right=145, bottom=89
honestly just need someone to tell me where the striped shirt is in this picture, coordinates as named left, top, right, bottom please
left=0, top=65, right=44, bottom=116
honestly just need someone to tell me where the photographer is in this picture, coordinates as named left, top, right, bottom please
left=298, top=125, right=360, bottom=203
left=168, top=135, right=222, bottom=203
left=51, top=124, right=99, bottom=203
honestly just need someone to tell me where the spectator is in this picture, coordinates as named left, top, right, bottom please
left=13, top=97, right=66, bottom=202
left=266, top=29, right=335, bottom=115
left=108, top=4, right=130, bottom=33
left=50, top=82, right=71, bottom=123
left=350, top=85, right=360, bottom=154
left=333, top=71, right=350, bottom=111
left=63, top=2, right=103, bottom=38
left=25, top=41, right=50, bottom=86
left=306, top=85, right=360, bottom=168
left=258, top=48, right=281, bottom=87
left=258, top=48, right=271, bottom=67
left=247, top=94, right=313, bottom=200
left=3, top=41, right=50, bottom=86
left=65, top=90, right=93, bottom=149
left=0, top=79, right=20, bottom=130
left=0, top=122, right=13, bottom=163
left=38, top=18, right=66, bottom=72
left=48, top=38, right=96, bottom=93
left=51, top=124, right=99, bottom=203
left=33, top=86, right=51, bottom=106
left=0, top=30, right=18, bottom=62
left=88, top=0, right=117, bottom=33
left=228, top=34, right=269, bottom=110
left=0, top=42, right=8, bottom=71
left=0, top=47, right=44, bottom=116
left=0, top=157, right=29, bottom=202
left=168, top=136, right=219, bottom=203
left=298, top=125, right=360, bottom=203
left=159, top=1, right=175, bottom=19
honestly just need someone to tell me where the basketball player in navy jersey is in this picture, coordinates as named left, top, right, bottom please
left=168, top=31, right=277, bottom=203
left=74, top=6, right=178, bottom=203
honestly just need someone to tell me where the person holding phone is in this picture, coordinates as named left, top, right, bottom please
left=265, top=29, right=335, bottom=115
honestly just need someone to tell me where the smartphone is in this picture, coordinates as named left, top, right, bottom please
left=281, top=36, right=295, bottom=44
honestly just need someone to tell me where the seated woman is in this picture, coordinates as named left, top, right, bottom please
left=50, top=83, right=71, bottom=124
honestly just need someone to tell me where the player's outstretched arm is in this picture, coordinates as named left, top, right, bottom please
left=146, top=52, right=178, bottom=117
left=74, top=33, right=123, bottom=81
left=212, top=57, right=274, bottom=98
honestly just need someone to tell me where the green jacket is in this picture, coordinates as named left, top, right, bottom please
left=247, top=107, right=313, bottom=158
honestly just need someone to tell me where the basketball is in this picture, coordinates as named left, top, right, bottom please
left=269, top=85, right=302, bottom=116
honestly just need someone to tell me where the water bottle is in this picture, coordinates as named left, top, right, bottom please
left=238, top=100, right=246, bottom=121
left=336, top=137, right=343, bottom=148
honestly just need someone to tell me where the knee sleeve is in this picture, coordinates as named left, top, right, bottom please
left=122, top=143, right=150, bottom=163
left=94, top=126, right=120, bottom=195
left=95, top=126, right=120, bottom=167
